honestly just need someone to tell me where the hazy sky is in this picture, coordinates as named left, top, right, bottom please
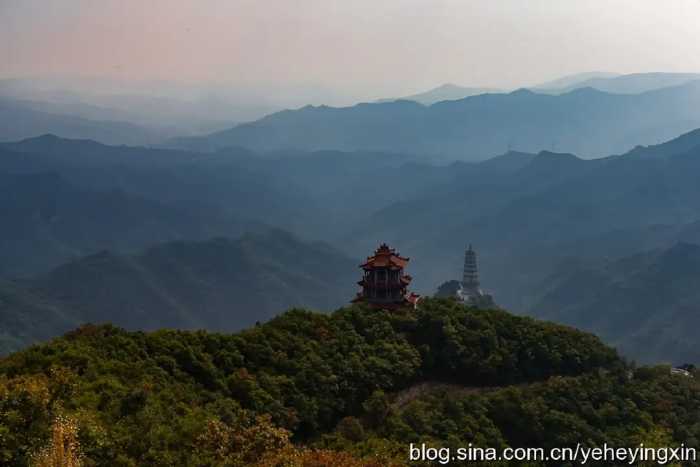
left=2, top=0, right=700, bottom=99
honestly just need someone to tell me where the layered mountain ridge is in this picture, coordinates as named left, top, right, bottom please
left=171, top=81, right=700, bottom=159
left=0, top=230, right=357, bottom=355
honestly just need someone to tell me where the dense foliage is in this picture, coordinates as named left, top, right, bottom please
left=2, top=299, right=697, bottom=466
left=322, top=368, right=700, bottom=466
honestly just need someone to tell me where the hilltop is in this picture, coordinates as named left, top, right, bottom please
left=1, top=299, right=698, bottom=465
left=376, top=83, right=499, bottom=105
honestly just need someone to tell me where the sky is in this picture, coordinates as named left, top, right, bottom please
left=2, top=0, right=700, bottom=101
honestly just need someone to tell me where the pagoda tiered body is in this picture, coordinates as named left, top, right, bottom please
left=352, top=243, right=420, bottom=309
left=456, top=244, right=496, bottom=308
left=461, top=244, right=482, bottom=298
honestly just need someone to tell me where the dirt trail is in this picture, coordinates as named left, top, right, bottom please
left=391, top=381, right=495, bottom=411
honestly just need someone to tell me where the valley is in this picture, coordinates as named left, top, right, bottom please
left=3, top=127, right=700, bottom=366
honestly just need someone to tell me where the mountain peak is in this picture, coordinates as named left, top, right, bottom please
left=623, top=127, right=700, bottom=159
left=9, top=133, right=106, bottom=151
left=508, top=88, right=536, bottom=97
left=534, top=150, right=582, bottom=161
left=532, top=71, right=621, bottom=90
left=478, top=150, right=536, bottom=172
left=375, top=83, right=499, bottom=106
left=516, top=150, right=584, bottom=177
left=432, top=83, right=465, bottom=91
left=25, top=133, right=62, bottom=142
left=563, top=86, right=608, bottom=97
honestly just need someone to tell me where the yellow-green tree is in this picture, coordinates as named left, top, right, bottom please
left=31, top=415, right=83, bottom=467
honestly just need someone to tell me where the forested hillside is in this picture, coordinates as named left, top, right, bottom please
left=1, top=299, right=698, bottom=466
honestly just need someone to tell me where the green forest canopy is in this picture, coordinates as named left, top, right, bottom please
left=1, top=298, right=698, bottom=466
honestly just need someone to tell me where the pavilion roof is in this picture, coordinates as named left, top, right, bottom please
left=360, top=243, right=410, bottom=269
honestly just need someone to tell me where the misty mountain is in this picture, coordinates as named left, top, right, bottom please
left=531, top=242, right=700, bottom=364
left=8, top=128, right=700, bottom=304
left=377, top=83, right=499, bottom=105
left=0, top=77, right=347, bottom=135
left=0, top=78, right=233, bottom=134
left=348, top=128, right=700, bottom=306
left=537, top=72, right=700, bottom=95
left=0, top=135, right=321, bottom=241
left=621, top=128, right=700, bottom=159
left=0, top=278, right=80, bottom=356
left=0, top=135, right=446, bottom=276
left=171, top=81, right=700, bottom=159
left=0, top=134, right=448, bottom=244
left=0, top=98, right=168, bottom=145
left=5, top=128, right=700, bottom=365
left=531, top=71, right=621, bottom=90
left=0, top=134, right=200, bottom=168
left=0, top=229, right=357, bottom=355
left=0, top=170, right=251, bottom=276
left=0, top=84, right=245, bottom=136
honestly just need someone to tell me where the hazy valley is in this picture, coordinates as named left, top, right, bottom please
left=3, top=68, right=700, bottom=465
left=3, top=111, right=700, bottom=366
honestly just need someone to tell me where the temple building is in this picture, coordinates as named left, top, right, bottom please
left=352, top=243, right=420, bottom=309
left=435, top=244, right=497, bottom=308
left=458, top=244, right=483, bottom=301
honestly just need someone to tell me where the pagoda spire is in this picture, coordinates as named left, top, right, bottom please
left=462, top=244, right=481, bottom=294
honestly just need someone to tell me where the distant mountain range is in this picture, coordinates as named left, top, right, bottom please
left=0, top=77, right=284, bottom=136
left=0, top=134, right=446, bottom=276
left=0, top=229, right=357, bottom=355
left=5, top=72, right=700, bottom=152
left=4, top=127, right=700, bottom=364
left=375, top=73, right=620, bottom=105
left=0, top=97, right=170, bottom=145
left=0, top=169, right=252, bottom=277
left=531, top=71, right=621, bottom=90
left=385, top=73, right=700, bottom=105
left=0, top=135, right=328, bottom=275
left=376, top=83, right=500, bottom=105
left=535, top=72, right=700, bottom=95
left=347, top=127, right=700, bottom=307
left=171, top=80, right=700, bottom=159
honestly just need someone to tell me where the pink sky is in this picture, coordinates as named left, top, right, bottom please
left=2, top=0, right=700, bottom=99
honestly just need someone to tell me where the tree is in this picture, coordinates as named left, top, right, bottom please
left=31, top=416, right=83, bottom=467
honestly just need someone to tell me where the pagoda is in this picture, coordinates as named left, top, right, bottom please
left=461, top=244, right=482, bottom=297
left=434, top=244, right=497, bottom=308
left=456, top=244, right=496, bottom=307
left=352, top=243, right=420, bottom=309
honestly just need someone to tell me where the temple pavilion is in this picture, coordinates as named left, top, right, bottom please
left=352, top=243, right=420, bottom=309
